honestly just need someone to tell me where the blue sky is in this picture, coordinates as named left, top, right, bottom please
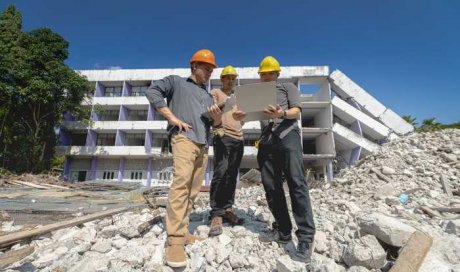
left=2, top=0, right=459, bottom=124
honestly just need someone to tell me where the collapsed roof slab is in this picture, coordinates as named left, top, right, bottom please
left=329, top=70, right=414, bottom=135
left=332, top=123, right=380, bottom=156
left=332, top=96, right=390, bottom=140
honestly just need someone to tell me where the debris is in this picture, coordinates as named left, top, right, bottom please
left=389, top=231, right=433, bottom=272
left=0, top=206, right=135, bottom=247
left=0, top=246, right=35, bottom=269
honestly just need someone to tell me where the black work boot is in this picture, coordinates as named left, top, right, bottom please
left=295, top=241, right=313, bottom=263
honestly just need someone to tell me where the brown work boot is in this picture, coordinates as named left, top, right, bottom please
left=222, top=208, right=244, bottom=226
left=185, top=232, right=205, bottom=244
left=165, top=238, right=187, bottom=268
left=209, top=216, right=223, bottom=237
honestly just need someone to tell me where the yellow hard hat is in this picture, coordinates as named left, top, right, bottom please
left=220, top=65, right=238, bottom=77
left=258, top=56, right=281, bottom=73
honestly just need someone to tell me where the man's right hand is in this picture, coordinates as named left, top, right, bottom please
left=232, top=110, right=247, bottom=121
left=171, top=118, right=192, bottom=132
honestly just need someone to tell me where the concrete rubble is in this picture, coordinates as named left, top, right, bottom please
left=1, top=129, right=460, bottom=271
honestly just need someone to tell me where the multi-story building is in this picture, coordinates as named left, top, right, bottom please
left=57, top=66, right=412, bottom=187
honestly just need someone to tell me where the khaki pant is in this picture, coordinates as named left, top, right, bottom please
left=166, top=133, right=208, bottom=245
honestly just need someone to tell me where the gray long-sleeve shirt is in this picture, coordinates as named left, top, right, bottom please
left=145, top=75, right=214, bottom=145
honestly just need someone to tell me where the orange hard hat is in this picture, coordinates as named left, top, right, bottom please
left=190, top=49, right=217, bottom=68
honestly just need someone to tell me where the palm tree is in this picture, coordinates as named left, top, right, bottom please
left=402, top=115, right=417, bottom=127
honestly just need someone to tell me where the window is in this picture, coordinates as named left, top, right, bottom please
left=127, top=110, right=148, bottom=121
left=130, top=171, right=143, bottom=180
left=152, top=133, right=168, bottom=148
left=104, top=86, right=122, bottom=97
left=97, top=133, right=116, bottom=146
left=102, top=171, right=115, bottom=180
left=99, top=110, right=119, bottom=121
left=125, top=134, right=145, bottom=146
left=132, top=86, right=148, bottom=96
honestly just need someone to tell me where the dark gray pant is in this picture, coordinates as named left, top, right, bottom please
left=210, top=135, right=244, bottom=218
left=257, top=129, right=316, bottom=243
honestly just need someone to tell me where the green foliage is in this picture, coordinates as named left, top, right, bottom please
left=417, top=118, right=442, bottom=132
left=0, top=4, right=92, bottom=173
left=402, top=115, right=417, bottom=127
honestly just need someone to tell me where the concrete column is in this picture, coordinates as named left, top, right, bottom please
left=118, top=157, right=125, bottom=182
left=148, top=104, right=155, bottom=120
left=63, top=112, right=75, bottom=121
left=326, top=160, right=333, bottom=182
left=119, top=106, right=128, bottom=121
left=115, top=130, right=125, bottom=146
left=122, top=81, right=132, bottom=97
left=95, top=82, right=104, bottom=97
left=59, top=130, right=71, bottom=146
left=85, top=130, right=97, bottom=146
left=147, top=158, right=153, bottom=187
left=348, top=99, right=363, bottom=165
left=90, top=157, right=98, bottom=180
left=63, top=157, right=72, bottom=180
left=144, top=130, right=152, bottom=149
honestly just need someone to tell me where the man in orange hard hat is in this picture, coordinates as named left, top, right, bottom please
left=146, top=49, right=223, bottom=268
left=233, top=56, right=316, bottom=264
left=208, top=65, right=245, bottom=237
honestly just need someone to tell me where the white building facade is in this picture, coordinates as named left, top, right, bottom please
left=57, top=66, right=412, bottom=186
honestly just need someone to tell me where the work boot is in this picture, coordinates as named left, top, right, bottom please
left=295, top=241, right=313, bottom=264
left=185, top=232, right=205, bottom=244
left=260, top=230, right=292, bottom=244
left=209, top=216, right=223, bottom=237
left=222, top=208, right=244, bottom=226
left=165, top=244, right=187, bottom=268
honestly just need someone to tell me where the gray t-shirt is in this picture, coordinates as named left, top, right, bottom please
left=145, top=75, right=214, bottom=145
left=260, top=82, right=302, bottom=139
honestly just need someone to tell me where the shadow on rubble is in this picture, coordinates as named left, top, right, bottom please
left=187, top=207, right=273, bottom=238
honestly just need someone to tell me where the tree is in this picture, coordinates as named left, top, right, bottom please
left=402, top=115, right=417, bottom=127
left=0, top=4, right=91, bottom=173
left=418, top=118, right=442, bottom=132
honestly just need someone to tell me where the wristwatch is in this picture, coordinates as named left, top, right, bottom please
left=282, top=110, right=287, bottom=119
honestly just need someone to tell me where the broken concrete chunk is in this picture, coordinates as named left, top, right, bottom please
left=358, top=212, right=416, bottom=247
left=343, top=235, right=386, bottom=269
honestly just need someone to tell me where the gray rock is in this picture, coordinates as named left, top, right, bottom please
left=314, top=231, right=328, bottom=253
left=374, top=184, right=398, bottom=200
left=381, top=166, right=396, bottom=175
left=229, top=254, right=247, bottom=269
left=99, top=225, right=119, bottom=238
left=358, top=212, right=416, bottom=247
left=446, top=219, right=460, bottom=236
left=348, top=266, right=370, bottom=272
left=311, top=253, right=346, bottom=272
left=343, top=235, right=386, bottom=269
left=91, top=239, right=112, bottom=253
left=111, top=236, right=128, bottom=249
left=119, top=225, right=139, bottom=239
left=276, top=255, right=305, bottom=272
left=68, top=252, right=109, bottom=272
left=385, top=196, right=400, bottom=206
left=441, top=153, right=457, bottom=163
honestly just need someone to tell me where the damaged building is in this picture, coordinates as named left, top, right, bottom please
left=57, top=66, right=413, bottom=185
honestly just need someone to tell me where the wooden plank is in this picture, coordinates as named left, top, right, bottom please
left=429, top=206, right=460, bottom=213
left=418, top=206, right=442, bottom=218
left=389, top=231, right=433, bottom=272
left=5, top=180, right=50, bottom=189
left=0, top=207, right=131, bottom=247
left=0, top=246, right=35, bottom=269
left=440, top=175, right=453, bottom=198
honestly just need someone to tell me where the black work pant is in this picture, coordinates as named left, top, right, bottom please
left=257, top=129, right=316, bottom=243
left=210, top=135, right=244, bottom=218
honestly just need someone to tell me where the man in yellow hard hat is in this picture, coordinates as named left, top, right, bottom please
left=233, top=56, right=316, bottom=264
left=208, top=65, right=245, bottom=237
left=146, top=49, right=223, bottom=268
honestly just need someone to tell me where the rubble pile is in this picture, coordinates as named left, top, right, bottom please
left=1, top=129, right=460, bottom=272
